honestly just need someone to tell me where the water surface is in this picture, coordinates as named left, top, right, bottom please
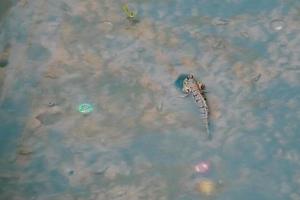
left=0, top=0, right=300, bottom=199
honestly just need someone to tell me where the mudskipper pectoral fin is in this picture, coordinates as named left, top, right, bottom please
left=178, top=93, right=190, bottom=98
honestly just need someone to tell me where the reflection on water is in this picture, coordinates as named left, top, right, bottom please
left=0, top=0, right=300, bottom=199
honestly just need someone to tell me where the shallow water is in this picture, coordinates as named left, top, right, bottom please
left=0, top=0, right=300, bottom=199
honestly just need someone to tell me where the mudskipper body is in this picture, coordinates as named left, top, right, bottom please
left=182, top=74, right=211, bottom=140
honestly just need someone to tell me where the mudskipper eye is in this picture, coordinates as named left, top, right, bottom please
left=187, top=74, right=193, bottom=79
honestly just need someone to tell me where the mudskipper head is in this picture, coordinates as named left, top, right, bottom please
left=187, top=74, right=194, bottom=80
left=182, top=74, right=195, bottom=93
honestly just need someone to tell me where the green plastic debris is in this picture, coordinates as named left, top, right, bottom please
left=77, top=103, right=94, bottom=114
left=122, top=4, right=136, bottom=18
left=122, top=4, right=138, bottom=23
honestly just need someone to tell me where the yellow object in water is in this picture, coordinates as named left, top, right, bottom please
left=122, top=4, right=136, bottom=19
left=196, top=179, right=216, bottom=196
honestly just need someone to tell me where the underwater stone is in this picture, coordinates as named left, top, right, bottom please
left=0, top=59, right=8, bottom=68
left=99, top=21, right=113, bottom=33
left=104, top=165, right=119, bottom=180
left=20, top=0, right=28, bottom=7
left=212, top=18, right=229, bottom=26
left=104, top=162, right=130, bottom=180
left=270, top=19, right=285, bottom=31
left=0, top=70, right=5, bottom=93
left=0, top=45, right=10, bottom=68
left=68, top=170, right=74, bottom=176
left=35, top=111, right=63, bottom=125
left=27, top=118, right=42, bottom=130
left=60, top=2, right=71, bottom=12
left=44, top=65, right=64, bottom=79
left=27, top=43, right=51, bottom=61
left=18, top=148, right=33, bottom=155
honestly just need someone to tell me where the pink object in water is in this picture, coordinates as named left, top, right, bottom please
left=194, top=161, right=211, bottom=173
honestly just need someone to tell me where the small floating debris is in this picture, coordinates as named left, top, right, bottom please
left=270, top=19, right=285, bottom=31
left=68, top=170, right=74, bottom=176
left=240, top=31, right=249, bottom=38
left=212, top=18, right=229, bottom=26
left=18, top=148, right=33, bottom=155
left=196, top=179, right=216, bottom=196
left=251, top=73, right=261, bottom=82
left=47, top=101, right=56, bottom=107
left=194, top=160, right=211, bottom=173
left=213, top=40, right=226, bottom=49
left=122, top=4, right=139, bottom=24
left=77, top=103, right=94, bottom=114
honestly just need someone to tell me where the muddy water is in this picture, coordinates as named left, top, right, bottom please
left=0, top=0, right=300, bottom=199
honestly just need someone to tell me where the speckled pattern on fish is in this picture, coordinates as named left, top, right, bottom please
left=182, top=74, right=211, bottom=140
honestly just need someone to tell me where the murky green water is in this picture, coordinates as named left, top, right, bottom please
left=0, top=0, right=300, bottom=199
left=0, top=0, right=14, bottom=21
